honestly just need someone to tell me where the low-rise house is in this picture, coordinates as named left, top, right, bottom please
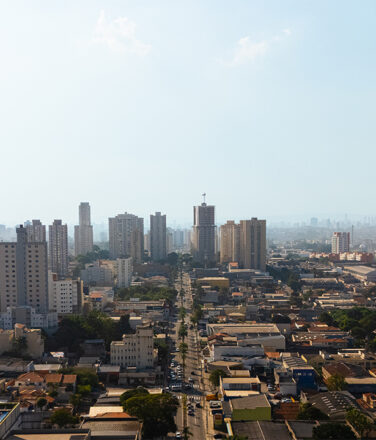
left=15, top=373, right=44, bottom=390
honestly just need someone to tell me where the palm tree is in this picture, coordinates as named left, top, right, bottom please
left=183, top=426, right=193, bottom=439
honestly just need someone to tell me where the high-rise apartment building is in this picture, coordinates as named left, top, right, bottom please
left=117, top=258, right=132, bottom=288
left=25, top=220, right=46, bottom=242
left=108, top=213, right=144, bottom=263
left=239, top=219, right=266, bottom=271
left=150, top=212, right=167, bottom=261
left=0, top=226, right=49, bottom=315
left=220, top=221, right=240, bottom=263
left=74, top=202, right=94, bottom=256
left=332, top=232, right=350, bottom=253
left=49, top=220, right=68, bottom=278
left=48, top=271, right=83, bottom=315
left=192, top=200, right=216, bottom=264
left=219, top=218, right=266, bottom=271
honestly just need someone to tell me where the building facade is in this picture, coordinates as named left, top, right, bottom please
left=74, top=202, right=94, bottom=256
left=219, top=218, right=266, bottom=271
left=48, top=271, right=83, bottom=314
left=220, top=221, right=240, bottom=264
left=192, top=201, right=216, bottom=264
left=117, top=258, right=132, bottom=288
left=332, top=232, right=350, bottom=253
left=109, top=213, right=144, bottom=263
left=48, top=220, right=68, bottom=278
left=25, top=220, right=46, bottom=242
left=0, top=226, right=49, bottom=314
left=110, top=324, right=155, bottom=369
left=150, top=212, right=167, bottom=261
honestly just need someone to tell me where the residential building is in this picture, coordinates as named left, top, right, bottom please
left=220, top=221, right=240, bottom=264
left=110, top=324, right=155, bottom=369
left=80, top=261, right=114, bottom=286
left=239, top=219, right=266, bottom=271
left=0, top=225, right=49, bottom=315
left=48, top=220, right=68, bottom=278
left=74, top=202, right=94, bottom=256
left=117, top=258, right=132, bottom=288
left=0, top=324, right=44, bottom=358
left=25, top=220, right=46, bottom=242
left=192, top=200, right=216, bottom=264
left=109, top=213, right=144, bottom=263
left=219, top=218, right=266, bottom=271
left=332, top=232, right=350, bottom=253
left=48, top=271, right=83, bottom=314
left=150, top=212, right=167, bottom=261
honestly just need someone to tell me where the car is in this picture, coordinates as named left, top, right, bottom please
left=188, top=377, right=194, bottom=383
left=213, top=434, right=223, bottom=439
left=176, top=348, right=180, bottom=352
left=196, top=402, right=202, bottom=408
left=175, top=432, right=182, bottom=439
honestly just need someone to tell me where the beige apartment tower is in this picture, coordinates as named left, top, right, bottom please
left=49, top=220, right=68, bottom=278
left=192, top=200, right=216, bottom=264
left=26, top=220, right=46, bottom=242
left=0, top=226, right=49, bottom=314
left=74, top=202, right=94, bottom=256
left=220, top=221, right=240, bottom=263
left=220, top=218, right=266, bottom=271
left=109, top=213, right=144, bottom=263
left=150, top=212, right=167, bottom=261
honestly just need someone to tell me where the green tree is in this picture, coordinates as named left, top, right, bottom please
left=77, top=384, right=91, bottom=395
left=297, top=403, right=329, bottom=420
left=36, top=397, right=47, bottom=410
left=179, top=307, right=187, bottom=320
left=69, top=393, right=82, bottom=414
left=49, top=408, right=78, bottom=428
left=183, top=426, right=193, bottom=439
left=120, top=387, right=149, bottom=409
left=326, top=373, right=347, bottom=391
left=124, top=393, right=178, bottom=438
left=346, top=408, right=373, bottom=438
left=179, top=323, right=188, bottom=340
left=209, top=369, right=228, bottom=387
left=313, top=423, right=355, bottom=440
left=318, top=311, right=335, bottom=326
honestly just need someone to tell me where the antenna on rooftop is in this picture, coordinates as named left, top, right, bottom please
left=202, top=193, right=206, bottom=204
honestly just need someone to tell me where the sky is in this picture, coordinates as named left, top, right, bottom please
left=1, top=0, right=376, bottom=227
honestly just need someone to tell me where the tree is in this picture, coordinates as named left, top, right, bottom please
left=326, top=373, right=347, bottom=391
left=346, top=408, right=373, bottom=438
left=183, top=426, right=193, bottom=439
left=297, top=403, right=329, bottom=420
left=36, top=397, right=47, bottom=410
left=69, top=393, right=82, bottom=414
left=124, top=393, right=179, bottom=438
left=209, top=369, right=228, bottom=387
left=77, top=384, right=91, bottom=395
left=167, top=252, right=179, bottom=266
left=49, top=408, right=78, bottom=428
left=179, top=307, right=187, bottom=320
left=318, top=311, right=334, bottom=326
left=120, top=387, right=149, bottom=408
left=179, top=323, right=188, bottom=340
left=313, top=423, right=355, bottom=440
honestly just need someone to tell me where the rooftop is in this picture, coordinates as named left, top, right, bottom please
left=231, top=394, right=270, bottom=410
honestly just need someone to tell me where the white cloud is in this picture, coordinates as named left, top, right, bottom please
left=227, top=29, right=291, bottom=66
left=93, top=10, right=151, bottom=55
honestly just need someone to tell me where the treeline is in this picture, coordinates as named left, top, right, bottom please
left=116, top=285, right=177, bottom=303
left=320, top=307, right=376, bottom=349
left=48, top=311, right=132, bottom=352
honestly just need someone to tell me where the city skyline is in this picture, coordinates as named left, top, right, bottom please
left=1, top=1, right=376, bottom=224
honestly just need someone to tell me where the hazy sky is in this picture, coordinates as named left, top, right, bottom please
left=1, top=1, right=376, bottom=227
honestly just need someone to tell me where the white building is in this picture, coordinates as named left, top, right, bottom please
left=117, top=258, right=132, bottom=288
left=110, top=324, right=155, bottom=369
left=48, top=272, right=83, bottom=314
left=80, top=261, right=114, bottom=286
